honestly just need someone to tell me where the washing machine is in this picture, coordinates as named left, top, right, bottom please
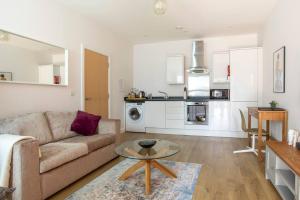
left=125, top=102, right=146, bottom=133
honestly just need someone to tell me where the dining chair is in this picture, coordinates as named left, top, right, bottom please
left=233, top=109, right=269, bottom=156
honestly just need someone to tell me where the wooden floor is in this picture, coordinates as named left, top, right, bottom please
left=49, top=133, right=281, bottom=200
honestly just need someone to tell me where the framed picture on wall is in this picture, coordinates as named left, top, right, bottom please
left=273, top=46, right=285, bottom=93
left=0, top=72, right=12, bottom=81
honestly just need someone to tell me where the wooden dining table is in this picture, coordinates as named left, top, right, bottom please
left=248, top=107, right=288, bottom=161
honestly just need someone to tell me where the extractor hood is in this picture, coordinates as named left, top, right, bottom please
left=186, top=40, right=209, bottom=74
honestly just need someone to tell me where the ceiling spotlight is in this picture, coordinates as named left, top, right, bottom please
left=154, top=0, right=167, bottom=15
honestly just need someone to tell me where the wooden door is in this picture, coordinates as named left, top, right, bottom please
left=84, top=49, right=109, bottom=118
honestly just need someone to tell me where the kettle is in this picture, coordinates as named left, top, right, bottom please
left=138, top=91, right=146, bottom=98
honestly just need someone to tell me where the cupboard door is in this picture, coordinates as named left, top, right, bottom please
left=230, top=49, right=258, bottom=102
left=166, top=55, right=184, bottom=84
left=145, top=102, right=166, bottom=128
left=212, top=52, right=229, bottom=83
left=166, top=101, right=184, bottom=129
left=209, top=101, right=231, bottom=131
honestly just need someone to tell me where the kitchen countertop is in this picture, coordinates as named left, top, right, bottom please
left=124, top=96, right=229, bottom=102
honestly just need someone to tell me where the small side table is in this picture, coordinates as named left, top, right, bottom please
left=248, top=107, right=288, bottom=161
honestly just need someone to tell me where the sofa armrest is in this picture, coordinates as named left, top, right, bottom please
left=11, top=139, right=41, bottom=200
left=98, top=119, right=121, bottom=145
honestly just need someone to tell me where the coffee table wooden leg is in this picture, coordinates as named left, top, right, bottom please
left=145, top=160, right=151, bottom=195
left=119, top=160, right=146, bottom=180
left=152, top=160, right=177, bottom=178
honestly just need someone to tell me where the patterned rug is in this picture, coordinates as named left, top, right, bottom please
left=66, top=159, right=201, bottom=200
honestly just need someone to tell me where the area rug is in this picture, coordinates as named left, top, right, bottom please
left=66, top=159, right=201, bottom=200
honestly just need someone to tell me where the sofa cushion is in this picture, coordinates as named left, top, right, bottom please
left=71, top=111, right=101, bottom=136
left=0, top=113, right=53, bottom=145
left=45, top=111, right=78, bottom=141
left=39, top=142, right=88, bottom=173
left=59, top=134, right=115, bottom=153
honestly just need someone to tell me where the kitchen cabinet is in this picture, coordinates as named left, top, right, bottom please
left=209, top=101, right=231, bottom=131
left=145, top=101, right=166, bottom=128
left=166, top=55, right=184, bottom=84
left=212, top=52, right=229, bottom=83
left=229, top=47, right=262, bottom=132
left=230, top=102, right=258, bottom=132
left=166, top=101, right=184, bottom=129
left=230, top=48, right=259, bottom=102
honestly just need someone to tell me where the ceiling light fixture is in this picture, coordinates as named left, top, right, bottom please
left=154, top=0, right=167, bottom=15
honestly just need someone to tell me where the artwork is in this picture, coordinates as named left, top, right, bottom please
left=273, top=47, right=285, bottom=93
left=0, top=72, right=12, bottom=81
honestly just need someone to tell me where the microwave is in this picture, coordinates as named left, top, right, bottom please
left=210, top=89, right=230, bottom=100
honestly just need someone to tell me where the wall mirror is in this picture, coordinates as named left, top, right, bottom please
left=0, top=29, right=68, bottom=86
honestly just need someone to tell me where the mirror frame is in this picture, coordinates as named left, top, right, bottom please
left=0, top=29, right=69, bottom=86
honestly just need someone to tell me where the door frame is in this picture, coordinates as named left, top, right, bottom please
left=80, top=44, right=111, bottom=118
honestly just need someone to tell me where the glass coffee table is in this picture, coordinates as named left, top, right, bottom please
left=115, top=139, right=180, bottom=195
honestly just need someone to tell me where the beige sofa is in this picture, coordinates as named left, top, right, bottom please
left=0, top=111, right=121, bottom=200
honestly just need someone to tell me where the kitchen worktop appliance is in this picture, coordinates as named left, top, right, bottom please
left=185, top=99, right=209, bottom=125
left=210, top=89, right=230, bottom=100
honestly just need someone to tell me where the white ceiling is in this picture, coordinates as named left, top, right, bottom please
left=55, top=0, right=278, bottom=44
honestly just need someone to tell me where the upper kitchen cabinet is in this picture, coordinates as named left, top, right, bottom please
left=166, top=55, right=185, bottom=84
left=212, top=51, right=230, bottom=83
left=230, top=48, right=261, bottom=102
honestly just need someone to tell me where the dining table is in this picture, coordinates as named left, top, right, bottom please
left=248, top=107, right=288, bottom=161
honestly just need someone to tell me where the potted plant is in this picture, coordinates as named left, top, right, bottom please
left=269, top=100, right=278, bottom=110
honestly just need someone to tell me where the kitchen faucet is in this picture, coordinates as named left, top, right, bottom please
left=158, top=91, right=169, bottom=99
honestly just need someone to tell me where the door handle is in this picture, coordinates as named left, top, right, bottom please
left=85, top=97, right=92, bottom=101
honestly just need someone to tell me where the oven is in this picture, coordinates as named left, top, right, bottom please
left=185, top=101, right=209, bottom=125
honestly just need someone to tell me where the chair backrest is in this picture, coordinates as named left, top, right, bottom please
left=239, top=109, right=248, bottom=132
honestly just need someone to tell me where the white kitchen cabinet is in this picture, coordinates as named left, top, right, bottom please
left=166, top=101, right=184, bottom=129
left=230, top=102, right=258, bottom=132
left=230, top=48, right=259, bottom=102
left=212, top=52, right=229, bottom=83
left=209, top=101, right=231, bottom=131
left=166, top=55, right=184, bottom=84
left=145, top=101, right=166, bottom=128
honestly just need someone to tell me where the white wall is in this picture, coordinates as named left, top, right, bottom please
left=262, top=0, right=300, bottom=140
left=133, top=34, right=258, bottom=96
left=0, top=0, right=133, bottom=130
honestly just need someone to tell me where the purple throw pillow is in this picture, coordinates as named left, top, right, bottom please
left=71, top=111, right=101, bottom=136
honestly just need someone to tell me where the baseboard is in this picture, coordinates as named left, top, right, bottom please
left=120, top=127, right=125, bottom=133
left=145, top=128, right=247, bottom=138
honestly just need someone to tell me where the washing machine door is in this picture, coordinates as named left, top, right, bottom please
left=128, top=107, right=142, bottom=121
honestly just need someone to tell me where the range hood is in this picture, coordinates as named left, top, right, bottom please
left=187, top=40, right=209, bottom=74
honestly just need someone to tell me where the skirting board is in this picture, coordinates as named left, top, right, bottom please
left=145, top=128, right=247, bottom=138
left=120, top=128, right=125, bottom=133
